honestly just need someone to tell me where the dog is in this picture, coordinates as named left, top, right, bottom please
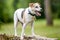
left=14, top=3, right=42, bottom=39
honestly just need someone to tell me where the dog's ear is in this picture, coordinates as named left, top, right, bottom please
left=29, top=3, right=34, bottom=7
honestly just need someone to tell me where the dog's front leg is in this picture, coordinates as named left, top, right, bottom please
left=21, top=23, right=26, bottom=39
left=31, top=22, right=36, bottom=36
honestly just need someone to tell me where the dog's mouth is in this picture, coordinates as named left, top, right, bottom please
left=35, top=11, right=41, bottom=16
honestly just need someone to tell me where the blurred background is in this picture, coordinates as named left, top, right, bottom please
left=0, top=0, right=60, bottom=23
left=0, top=0, right=60, bottom=40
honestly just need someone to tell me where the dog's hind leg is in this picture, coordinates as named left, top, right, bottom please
left=14, top=13, right=18, bottom=36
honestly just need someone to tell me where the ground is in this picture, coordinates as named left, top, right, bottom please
left=0, top=19, right=60, bottom=40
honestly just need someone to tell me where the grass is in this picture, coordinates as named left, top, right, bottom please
left=0, top=19, right=60, bottom=40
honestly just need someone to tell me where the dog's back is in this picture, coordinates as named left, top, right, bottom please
left=14, top=8, right=25, bottom=22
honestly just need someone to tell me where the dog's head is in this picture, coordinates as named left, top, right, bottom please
left=29, top=3, right=42, bottom=16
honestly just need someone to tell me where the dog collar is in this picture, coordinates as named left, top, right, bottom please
left=28, top=9, right=35, bottom=16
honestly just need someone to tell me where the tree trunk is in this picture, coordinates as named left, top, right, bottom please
left=44, top=0, right=53, bottom=26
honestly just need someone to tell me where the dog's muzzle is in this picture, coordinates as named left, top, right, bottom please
left=35, top=11, right=41, bottom=16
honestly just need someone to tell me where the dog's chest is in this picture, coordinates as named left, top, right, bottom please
left=25, top=15, right=35, bottom=22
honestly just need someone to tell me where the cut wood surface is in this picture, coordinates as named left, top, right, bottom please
left=0, top=34, right=58, bottom=40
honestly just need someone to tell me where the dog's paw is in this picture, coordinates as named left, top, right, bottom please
left=20, top=36, right=24, bottom=40
left=15, top=34, right=18, bottom=36
left=32, top=34, right=36, bottom=37
left=24, top=33, right=26, bottom=36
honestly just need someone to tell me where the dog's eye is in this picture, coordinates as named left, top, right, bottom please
left=35, top=6, right=38, bottom=8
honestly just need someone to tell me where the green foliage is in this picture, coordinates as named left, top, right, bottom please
left=0, top=0, right=60, bottom=23
left=0, top=0, right=14, bottom=23
left=51, top=0, right=60, bottom=18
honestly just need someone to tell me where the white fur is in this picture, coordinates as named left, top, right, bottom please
left=14, top=7, right=35, bottom=39
left=14, top=3, right=42, bottom=39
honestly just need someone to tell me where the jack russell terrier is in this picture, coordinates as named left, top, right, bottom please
left=14, top=3, right=42, bottom=39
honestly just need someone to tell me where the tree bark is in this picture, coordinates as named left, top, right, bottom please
left=44, top=0, right=53, bottom=26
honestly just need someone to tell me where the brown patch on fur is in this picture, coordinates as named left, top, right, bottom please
left=23, top=13, right=26, bottom=23
left=29, top=3, right=34, bottom=7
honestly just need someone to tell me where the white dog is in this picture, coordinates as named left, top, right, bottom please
left=14, top=3, right=42, bottom=39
